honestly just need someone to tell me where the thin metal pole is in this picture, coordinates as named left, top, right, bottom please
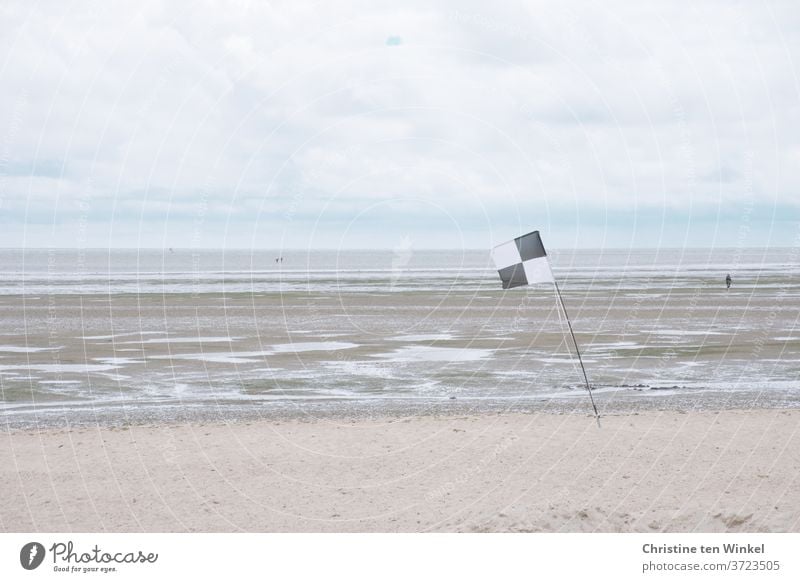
left=554, top=279, right=600, bottom=424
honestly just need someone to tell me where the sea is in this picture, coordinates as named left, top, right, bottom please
left=0, top=247, right=798, bottom=428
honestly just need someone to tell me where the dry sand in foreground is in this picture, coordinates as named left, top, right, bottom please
left=1, top=409, right=798, bottom=532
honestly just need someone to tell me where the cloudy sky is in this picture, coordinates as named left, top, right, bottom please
left=1, top=0, right=799, bottom=249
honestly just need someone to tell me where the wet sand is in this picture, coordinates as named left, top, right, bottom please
left=1, top=285, right=799, bottom=429
left=2, top=409, right=799, bottom=532
left=2, top=251, right=799, bottom=532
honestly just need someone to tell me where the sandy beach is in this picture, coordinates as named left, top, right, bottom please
left=2, top=409, right=798, bottom=533
left=2, top=249, right=799, bottom=533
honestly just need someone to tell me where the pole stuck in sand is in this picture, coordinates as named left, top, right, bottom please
left=490, top=230, right=601, bottom=426
left=554, top=279, right=600, bottom=426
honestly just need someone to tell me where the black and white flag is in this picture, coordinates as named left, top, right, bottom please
left=491, top=230, right=554, bottom=289
left=490, top=229, right=601, bottom=423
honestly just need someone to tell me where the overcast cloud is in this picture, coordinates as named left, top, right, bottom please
left=1, top=0, right=799, bottom=248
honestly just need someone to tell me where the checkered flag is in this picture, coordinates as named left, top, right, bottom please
left=491, top=230, right=554, bottom=288
left=490, top=229, right=600, bottom=423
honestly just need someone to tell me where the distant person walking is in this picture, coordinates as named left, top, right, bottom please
left=726, top=273, right=732, bottom=289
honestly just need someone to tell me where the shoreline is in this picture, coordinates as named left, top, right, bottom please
left=3, top=390, right=800, bottom=432
left=2, top=408, right=798, bottom=532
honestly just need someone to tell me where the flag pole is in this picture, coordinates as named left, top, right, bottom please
left=553, top=279, right=600, bottom=425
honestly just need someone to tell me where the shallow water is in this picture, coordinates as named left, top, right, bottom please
left=0, top=247, right=798, bottom=428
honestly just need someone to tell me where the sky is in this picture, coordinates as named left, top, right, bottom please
left=1, top=0, right=799, bottom=249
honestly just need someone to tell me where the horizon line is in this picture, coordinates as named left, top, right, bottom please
left=0, top=245, right=795, bottom=251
